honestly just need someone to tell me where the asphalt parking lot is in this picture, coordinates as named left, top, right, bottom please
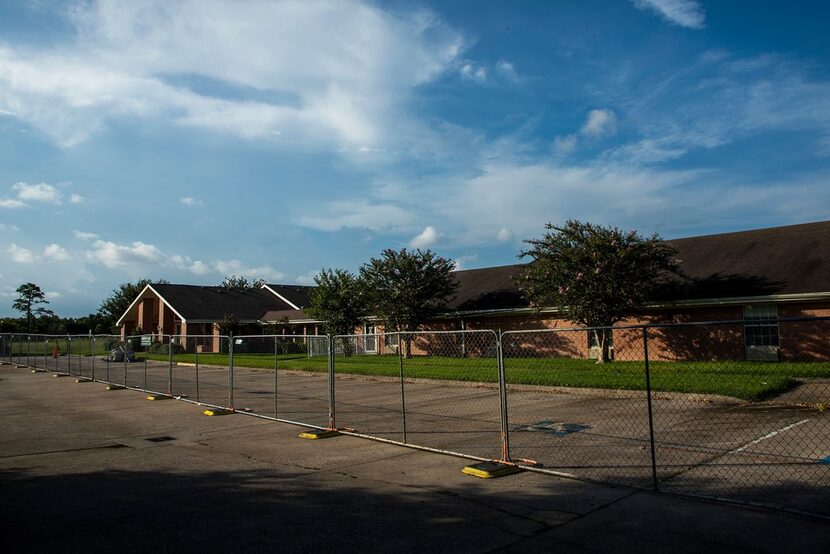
left=11, top=352, right=830, bottom=516
left=1, top=362, right=828, bottom=552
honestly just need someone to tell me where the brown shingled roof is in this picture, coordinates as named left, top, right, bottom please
left=445, top=220, right=830, bottom=313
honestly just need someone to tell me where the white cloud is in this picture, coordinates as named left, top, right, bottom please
left=69, top=193, right=83, bottom=204
left=212, top=259, right=284, bottom=281
left=295, top=270, right=320, bottom=285
left=552, top=134, right=577, bottom=155
left=179, top=196, right=204, bottom=207
left=495, top=60, right=518, bottom=81
left=0, top=199, right=27, bottom=209
left=298, top=200, right=415, bottom=231
left=409, top=225, right=440, bottom=248
left=460, top=61, right=487, bottom=82
left=580, top=109, right=618, bottom=138
left=189, top=260, right=210, bottom=275
left=0, top=223, right=21, bottom=232
left=85, top=240, right=164, bottom=269
left=45, top=291, right=62, bottom=300
left=73, top=230, right=100, bottom=240
left=12, top=182, right=63, bottom=204
left=632, top=0, right=705, bottom=29
left=0, top=0, right=465, bottom=150
left=553, top=109, right=617, bottom=154
left=8, top=243, right=38, bottom=263
left=605, top=54, right=830, bottom=165
left=43, top=243, right=71, bottom=261
left=495, top=227, right=513, bottom=243
left=83, top=237, right=284, bottom=281
left=452, top=254, right=478, bottom=271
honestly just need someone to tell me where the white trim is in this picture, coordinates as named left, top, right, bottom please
left=115, top=284, right=188, bottom=326
left=261, top=284, right=301, bottom=310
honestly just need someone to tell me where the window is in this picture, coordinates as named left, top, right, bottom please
left=743, top=305, right=779, bottom=347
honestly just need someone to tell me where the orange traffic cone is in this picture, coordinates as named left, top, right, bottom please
left=52, top=344, right=60, bottom=358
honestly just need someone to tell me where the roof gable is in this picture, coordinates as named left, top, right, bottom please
left=150, top=284, right=294, bottom=321
left=262, top=284, right=314, bottom=309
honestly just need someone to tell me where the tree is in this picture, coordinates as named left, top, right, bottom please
left=13, top=283, right=54, bottom=332
left=220, top=275, right=265, bottom=289
left=306, top=269, right=366, bottom=356
left=98, top=278, right=169, bottom=331
left=217, top=314, right=240, bottom=337
left=518, top=220, right=680, bottom=363
left=360, top=249, right=458, bottom=357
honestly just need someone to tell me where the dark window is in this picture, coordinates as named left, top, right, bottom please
left=743, top=305, right=779, bottom=347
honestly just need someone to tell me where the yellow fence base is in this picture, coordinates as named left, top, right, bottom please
left=146, top=394, right=172, bottom=401
left=461, top=461, right=522, bottom=479
left=299, top=429, right=340, bottom=440
left=203, top=408, right=234, bottom=416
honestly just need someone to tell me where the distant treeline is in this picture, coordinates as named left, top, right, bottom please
left=0, top=313, right=114, bottom=335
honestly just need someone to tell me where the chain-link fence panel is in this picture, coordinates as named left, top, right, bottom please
left=354, top=330, right=503, bottom=459
left=332, top=333, right=405, bottom=440
left=647, top=319, right=830, bottom=517
left=228, top=335, right=330, bottom=427
left=92, top=335, right=122, bottom=385
left=502, top=326, right=655, bottom=488
left=405, top=330, right=502, bottom=458
left=167, top=335, right=229, bottom=406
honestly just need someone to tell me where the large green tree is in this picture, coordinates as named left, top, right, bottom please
left=360, top=249, right=458, bottom=357
left=98, top=278, right=169, bottom=332
left=518, top=221, right=680, bottom=363
left=13, top=283, right=54, bottom=332
left=307, top=269, right=366, bottom=336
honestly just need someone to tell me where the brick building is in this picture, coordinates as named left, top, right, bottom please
left=118, top=221, right=830, bottom=360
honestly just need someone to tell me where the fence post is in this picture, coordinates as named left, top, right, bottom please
left=195, top=340, right=200, bottom=403
left=168, top=335, right=173, bottom=396
left=328, top=335, right=335, bottom=430
left=497, top=329, right=511, bottom=463
left=398, top=333, right=407, bottom=444
left=122, top=335, right=129, bottom=385
left=274, top=336, right=278, bottom=418
left=643, top=327, right=659, bottom=491
left=27, top=335, right=30, bottom=368
left=228, top=334, right=235, bottom=410
left=91, top=336, right=96, bottom=381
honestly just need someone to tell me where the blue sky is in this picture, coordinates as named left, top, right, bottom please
left=1, top=0, right=829, bottom=317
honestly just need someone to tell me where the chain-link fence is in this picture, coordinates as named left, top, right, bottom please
left=502, top=326, right=656, bottom=488
left=645, top=319, right=830, bottom=516
left=332, top=330, right=505, bottom=460
left=1, top=319, right=828, bottom=518
left=227, top=334, right=331, bottom=428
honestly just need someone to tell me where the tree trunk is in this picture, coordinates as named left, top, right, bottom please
left=593, top=328, right=611, bottom=364
left=404, top=335, right=412, bottom=359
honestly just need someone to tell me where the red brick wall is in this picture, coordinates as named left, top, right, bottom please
left=778, top=303, right=830, bottom=361
left=421, top=302, right=830, bottom=362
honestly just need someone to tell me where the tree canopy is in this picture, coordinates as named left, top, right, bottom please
left=306, top=269, right=366, bottom=337
left=13, top=282, right=54, bottom=332
left=518, top=220, right=680, bottom=362
left=360, top=249, right=458, bottom=356
left=220, top=275, right=266, bottom=289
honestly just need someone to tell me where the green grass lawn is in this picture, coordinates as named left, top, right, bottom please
left=142, top=351, right=830, bottom=402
